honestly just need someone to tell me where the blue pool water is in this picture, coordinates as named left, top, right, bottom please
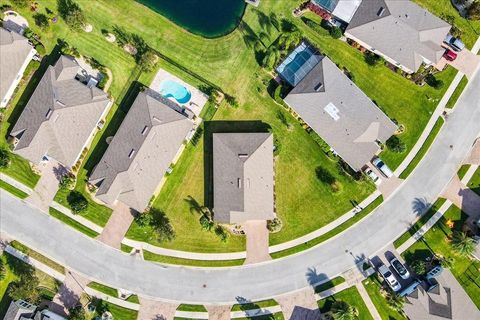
left=159, top=80, right=191, bottom=104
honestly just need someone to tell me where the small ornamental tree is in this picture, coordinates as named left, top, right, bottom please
left=267, top=218, right=283, bottom=232
left=468, top=1, right=480, bottom=20
left=331, top=301, right=358, bottom=320
left=9, top=273, right=40, bottom=304
left=410, top=259, right=427, bottom=275
left=33, top=13, right=49, bottom=29
left=68, top=306, right=86, bottom=320
left=0, top=148, right=11, bottom=168
left=67, top=191, right=88, bottom=214
left=57, top=0, right=86, bottom=30
left=386, top=136, right=406, bottom=153
left=329, top=26, right=343, bottom=39
left=451, top=231, right=475, bottom=257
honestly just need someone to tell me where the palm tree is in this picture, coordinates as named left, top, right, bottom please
left=269, top=12, right=280, bottom=31
left=386, top=293, right=405, bottom=313
left=331, top=301, right=358, bottom=320
left=451, top=231, right=476, bottom=257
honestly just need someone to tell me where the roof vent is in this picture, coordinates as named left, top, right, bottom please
left=141, top=125, right=149, bottom=135
left=314, top=82, right=324, bottom=91
left=238, top=153, right=249, bottom=158
left=237, top=178, right=242, bottom=188
left=128, top=149, right=136, bottom=158
left=377, top=7, right=385, bottom=17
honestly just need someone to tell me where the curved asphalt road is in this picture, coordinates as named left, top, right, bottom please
left=1, top=72, right=480, bottom=304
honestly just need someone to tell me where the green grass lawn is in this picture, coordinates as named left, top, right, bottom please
left=142, top=250, right=245, bottom=267
left=87, top=282, right=118, bottom=298
left=271, top=196, right=383, bottom=259
left=393, top=198, right=447, bottom=248
left=231, top=299, right=278, bottom=312
left=4, top=0, right=459, bottom=253
left=457, top=164, right=471, bottom=180
left=414, top=0, right=480, bottom=50
left=317, top=286, right=373, bottom=320
left=177, top=304, right=208, bottom=312
left=401, top=204, right=480, bottom=308
left=48, top=207, right=100, bottom=238
left=0, top=180, right=28, bottom=199
left=0, top=253, right=60, bottom=318
left=9, top=240, right=65, bottom=274
left=466, top=166, right=480, bottom=196
left=313, top=276, right=346, bottom=294
left=399, top=117, right=445, bottom=179
left=88, top=299, right=138, bottom=320
left=446, top=76, right=468, bottom=108
left=362, top=275, right=406, bottom=320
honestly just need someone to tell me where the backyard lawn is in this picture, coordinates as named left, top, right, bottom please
left=401, top=204, right=480, bottom=308
left=317, top=286, right=373, bottom=320
left=2, top=0, right=463, bottom=253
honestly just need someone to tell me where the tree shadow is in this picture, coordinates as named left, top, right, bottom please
left=412, top=197, right=431, bottom=217
left=5, top=252, right=34, bottom=276
left=305, top=267, right=329, bottom=290
left=56, top=286, right=81, bottom=310
left=234, top=296, right=274, bottom=319
left=203, top=120, right=271, bottom=208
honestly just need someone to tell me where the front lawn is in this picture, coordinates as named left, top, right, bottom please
left=362, top=276, right=406, bottom=320
left=48, top=208, right=100, bottom=238
left=9, top=240, right=65, bottom=274
left=446, top=76, right=468, bottom=108
left=401, top=204, right=480, bottom=308
left=317, top=286, right=374, bottom=320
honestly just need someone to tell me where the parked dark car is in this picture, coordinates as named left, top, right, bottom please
left=444, top=34, right=465, bottom=52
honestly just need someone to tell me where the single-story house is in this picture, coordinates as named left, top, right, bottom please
left=344, top=0, right=451, bottom=74
left=278, top=43, right=397, bottom=172
left=0, top=27, right=36, bottom=108
left=89, top=89, right=195, bottom=213
left=403, top=269, right=480, bottom=319
left=9, top=55, right=112, bottom=169
left=213, top=132, right=275, bottom=224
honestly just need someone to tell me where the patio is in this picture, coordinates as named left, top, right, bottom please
left=150, top=68, right=209, bottom=120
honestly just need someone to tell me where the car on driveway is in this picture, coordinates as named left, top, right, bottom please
left=365, top=168, right=381, bottom=185
left=372, top=158, right=393, bottom=178
left=378, top=264, right=402, bottom=292
left=444, top=34, right=465, bottom=52
left=444, top=49, right=458, bottom=61
left=390, top=258, right=410, bottom=280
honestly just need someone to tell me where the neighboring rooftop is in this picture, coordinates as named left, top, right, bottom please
left=213, top=132, right=275, bottom=224
left=404, top=270, right=480, bottom=319
left=89, top=89, right=194, bottom=213
left=4, top=300, right=36, bottom=320
left=312, top=0, right=362, bottom=23
left=345, top=0, right=451, bottom=72
left=282, top=43, right=397, bottom=171
left=0, top=27, right=34, bottom=104
left=10, top=55, right=111, bottom=167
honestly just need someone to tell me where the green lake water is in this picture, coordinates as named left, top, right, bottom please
left=137, top=0, right=246, bottom=38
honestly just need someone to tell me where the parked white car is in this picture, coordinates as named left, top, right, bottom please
left=390, top=258, right=410, bottom=280
left=365, top=168, right=381, bottom=185
left=378, top=265, right=402, bottom=291
left=372, top=158, right=393, bottom=178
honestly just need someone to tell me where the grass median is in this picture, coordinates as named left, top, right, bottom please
left=446, top=76, right=468, bottom=109
left=9, top=240, right=65, bottom=274
left=143, top=250, right=245, bottom=267
left=0, top=180, right=28, bottom=199
left=48, top=207, right=100, bottom=238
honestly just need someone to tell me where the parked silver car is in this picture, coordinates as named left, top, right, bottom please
left=444, top=34, right=465, bottom=52
left=378, top=265, right=402, bottom=291
left=372, top=158, right=393, bottom=178
left=390, top=258, right=410, bottom=280
left=365, top=168, right=381, bottom=185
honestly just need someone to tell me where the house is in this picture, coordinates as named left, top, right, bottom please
left=89, top=89, right=195, bottom=213
left=4, top=300, right=66, bottom=320
left=278, top=43, right=397, bottom=172
left=344, top=0, right=451, bottom=74
left=310, top=0, right=362, bottom=24
left=213, top=132, right=275, bottom=223
left=403, top=269, right=480, bottom=319
left=0, top=27, right=36, bottom=108
left=9, top=55, right=112, bottom=169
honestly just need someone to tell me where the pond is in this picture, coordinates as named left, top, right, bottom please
left=136, top=0, right=246, bottom=38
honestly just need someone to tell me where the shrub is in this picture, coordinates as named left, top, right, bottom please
left=200, top=215, right=214, bottom=231
left=9, top=273, right=40, bottom=304
left=329, top=26, right=343, bottom=39
left=97, top=74, right=108, bottom=90
left=33, top=13, right=49, bottom=29
left=68, top=306, right=86, bottom=320
left=138, top=49, right=158, bottom=72
left=425, top=74, right=444, bottom=89
left=468, top=2, right=480, bottom=20
left=410, top=260, right=427, bottom=275
left=386, top=136, right=406, bottom=153
left=267, top=218, right=283, bottom=232
left=35, top=43, right=46, bottom=56
left=214, top=225, right=228, bottom=242
left=57, top=0, right=86, bottom=30
left=364, top=52, right=381, bottom=66
left=59, top=174, right=76, bottom=190
left=67, top=191, right=88, bottom=214
left=0, top=148, right=11, bottom=168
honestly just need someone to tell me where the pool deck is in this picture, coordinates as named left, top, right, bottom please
left=150, top=68, right=209, bottom=120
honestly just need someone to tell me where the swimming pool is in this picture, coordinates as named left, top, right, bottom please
left=159, top=80, right=191, bottom=104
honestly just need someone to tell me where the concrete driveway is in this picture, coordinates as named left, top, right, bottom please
left=365, top=163, right=402, bottom=198
left=244, top=220, right=271, bottom=265
left=27, top=160, right=66, bottom=211
left=97, top=202, right=135, bottom=249
left=438, top=46, right=480, bottom=79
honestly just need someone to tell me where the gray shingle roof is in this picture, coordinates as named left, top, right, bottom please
left=213, top=133, right=275, bottom=223
left=4, top=300, right=36, bottom=320
left=284, top=53, right=397, bottom=171
left=89, top=89, right=194, bottom=212
left=10, top=55, right=111, bottom=167
left=345, top=0, right=451, bottom=72
left=0, top=27, right=34, bottom=105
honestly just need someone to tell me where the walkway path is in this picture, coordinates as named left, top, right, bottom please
left=244, top=220, right=271, bottom=264
left=97, top=202, right=134, bottom=249
left=0, top=173, right=32, bottom=194
left=275, top=288, right=321, bottom=320
left=26, top=160, right=64, bottom=211
left=355, top=283, right=381, bottom=320
left=137, top=297, right=178, bottom=320
left=206, top=305, right=232, bottom=320
left=52, top=270, right=89, bottom=315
